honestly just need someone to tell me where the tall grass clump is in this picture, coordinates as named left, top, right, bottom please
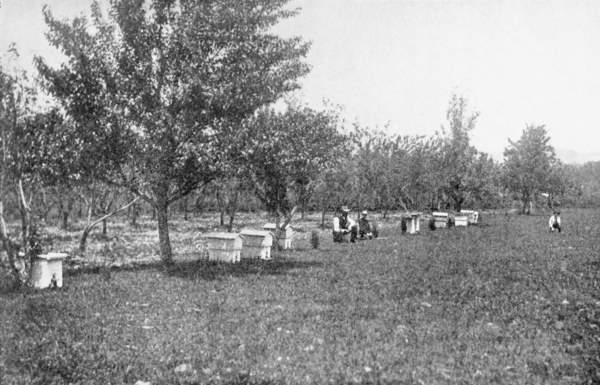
left=310, top=230, right=319, bottom=249
left=429, top=217, right=436, bottom=230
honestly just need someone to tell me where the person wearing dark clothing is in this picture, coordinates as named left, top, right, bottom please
left=333, top=206, right=358, bottom=243
left=358, top=210, right=373, bottom=239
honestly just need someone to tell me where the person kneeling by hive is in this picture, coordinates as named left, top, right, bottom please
left=549, top=211, right=561, bottom=233
left=333, top=206, right=358, bottom=243
left=359, top=210, right=375, bottom=239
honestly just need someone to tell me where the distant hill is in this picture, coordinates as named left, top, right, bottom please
left=556, top=149, right=600, bottom=165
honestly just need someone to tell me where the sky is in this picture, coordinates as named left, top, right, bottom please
left=1, top=0, right=600, bottom=162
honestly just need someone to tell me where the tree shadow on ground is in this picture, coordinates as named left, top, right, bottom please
left=61, top=257, right=323, bottom=282
left=212, top=377, right=417, bottom=385
left=165, top=258, right=324, bottom=281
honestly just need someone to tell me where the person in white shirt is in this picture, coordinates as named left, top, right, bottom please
left=549, top=211, right=561, bottom=233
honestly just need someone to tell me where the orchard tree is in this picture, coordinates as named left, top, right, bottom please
left=569, top=161, right=600, bottom=207
left=402, top=135, right=440, bottom=210
left=439, top=94, right=480, bottom=211
left=37, top=0, right=310, bottom=264
left=503, top=124, right=559, bottom=214
left=242, top=105, right=345, bottom=235
left=545, top=161, right=578, bottom=209
left=311, top=162, right=354, bottom=228
left=460, top=151, right=503, bottom=209
left=353, top=128, right=391, bottom=215
left=0, top=56, right=48, bottom=286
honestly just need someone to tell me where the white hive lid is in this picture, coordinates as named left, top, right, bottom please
left=240, top=229, right=272, bottom=237
left=37, top=252, right=68, bottom=261
left=203, top=232, right=241, bottom=240
left=432, top=212, right=449, bottom=217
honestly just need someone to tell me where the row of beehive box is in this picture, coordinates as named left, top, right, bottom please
left=29, top=224, right=293, bottom=289
left=203, top=223, right=293, bottom=263
left=32, top=212, right=479, bottom=289
left=402, top=210, right=479, bottom=232
left=432, top=210, right=479, bottom=228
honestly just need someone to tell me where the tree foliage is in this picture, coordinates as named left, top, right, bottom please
left=37, top=0, right=310, bottom=263
left=503, top=124, right=559, bottom=214
left=242, top=105, right=346, bottom=229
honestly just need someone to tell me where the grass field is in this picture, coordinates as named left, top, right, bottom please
left=1, top=210, right=599, bottom=384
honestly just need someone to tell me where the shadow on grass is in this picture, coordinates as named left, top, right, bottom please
left=201, top=378, right=417, bottom=385
left=61, top=257, right=323, bottom=282
left=166, top=258, right=324, bottom=281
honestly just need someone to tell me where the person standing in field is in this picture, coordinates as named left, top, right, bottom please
left=549, top=211, right=561, bottom=233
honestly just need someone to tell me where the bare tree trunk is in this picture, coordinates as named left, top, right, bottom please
left=227, top=212, right=235, bottom=232
left=194, top=194, right=204, bottom=215
left=153, top=183, right=173, bottom=265
left=130, top=201, right=138, bottom=227
left=0, top=180, right=35, bottom=286
left=183, top=197, right=189, bottom=220
left=226, top=190, right=239, bottom=232
left=321, top=207, right=326, bottom=229
left=522, top=192, right=530, bottom=215
left=0, top=202, right=23, bottom=285
left=62, top=210, right=69, bottom=230
left=156, top=203, right=172, bottom=264
left=216, top=190, right=226, bottom=227
left=39, top=188, right=53, bottom=222
left=79, top=197, right=138, bottom=254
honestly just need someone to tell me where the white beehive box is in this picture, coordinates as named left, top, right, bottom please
left=408, top=212, right=421, bottom=234
left=402, top=212, right=421, bottom=234
left=460, top=210, right=479, bottom=224
left=263, top=223, right=294, bottom=249
left=240, top=229, right=273, bottom=260
left=433, top=212, right=449, bottom=229
left=30, top=252, right=68, bottom=289
left=454, top=215, right=469, bottom=227
left=203, top=233, right=242, bottom=263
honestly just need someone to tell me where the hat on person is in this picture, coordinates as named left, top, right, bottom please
left=361, top=210, right=368, bottom=216
left=341, top=206, right=350, bottom=213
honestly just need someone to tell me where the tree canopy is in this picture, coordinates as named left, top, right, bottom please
left=503, top=124, right=559, bottom=214
left=37, top=0, right=311, bottom=263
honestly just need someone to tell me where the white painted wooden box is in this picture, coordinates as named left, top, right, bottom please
left=30, top=252, right=68, bottom=289
left=460, top=210, right=479, bottom=224
left=263, top=223, right=294, bottom=249
left=433, top=212, right=449, bottom=228
left=454, top=215, right=469, bottom=227
left=405, top=212, right=421, bottom=234
left=240, top=229, right=273, bottom=260
left=203, top=233, right=242, bottom=263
